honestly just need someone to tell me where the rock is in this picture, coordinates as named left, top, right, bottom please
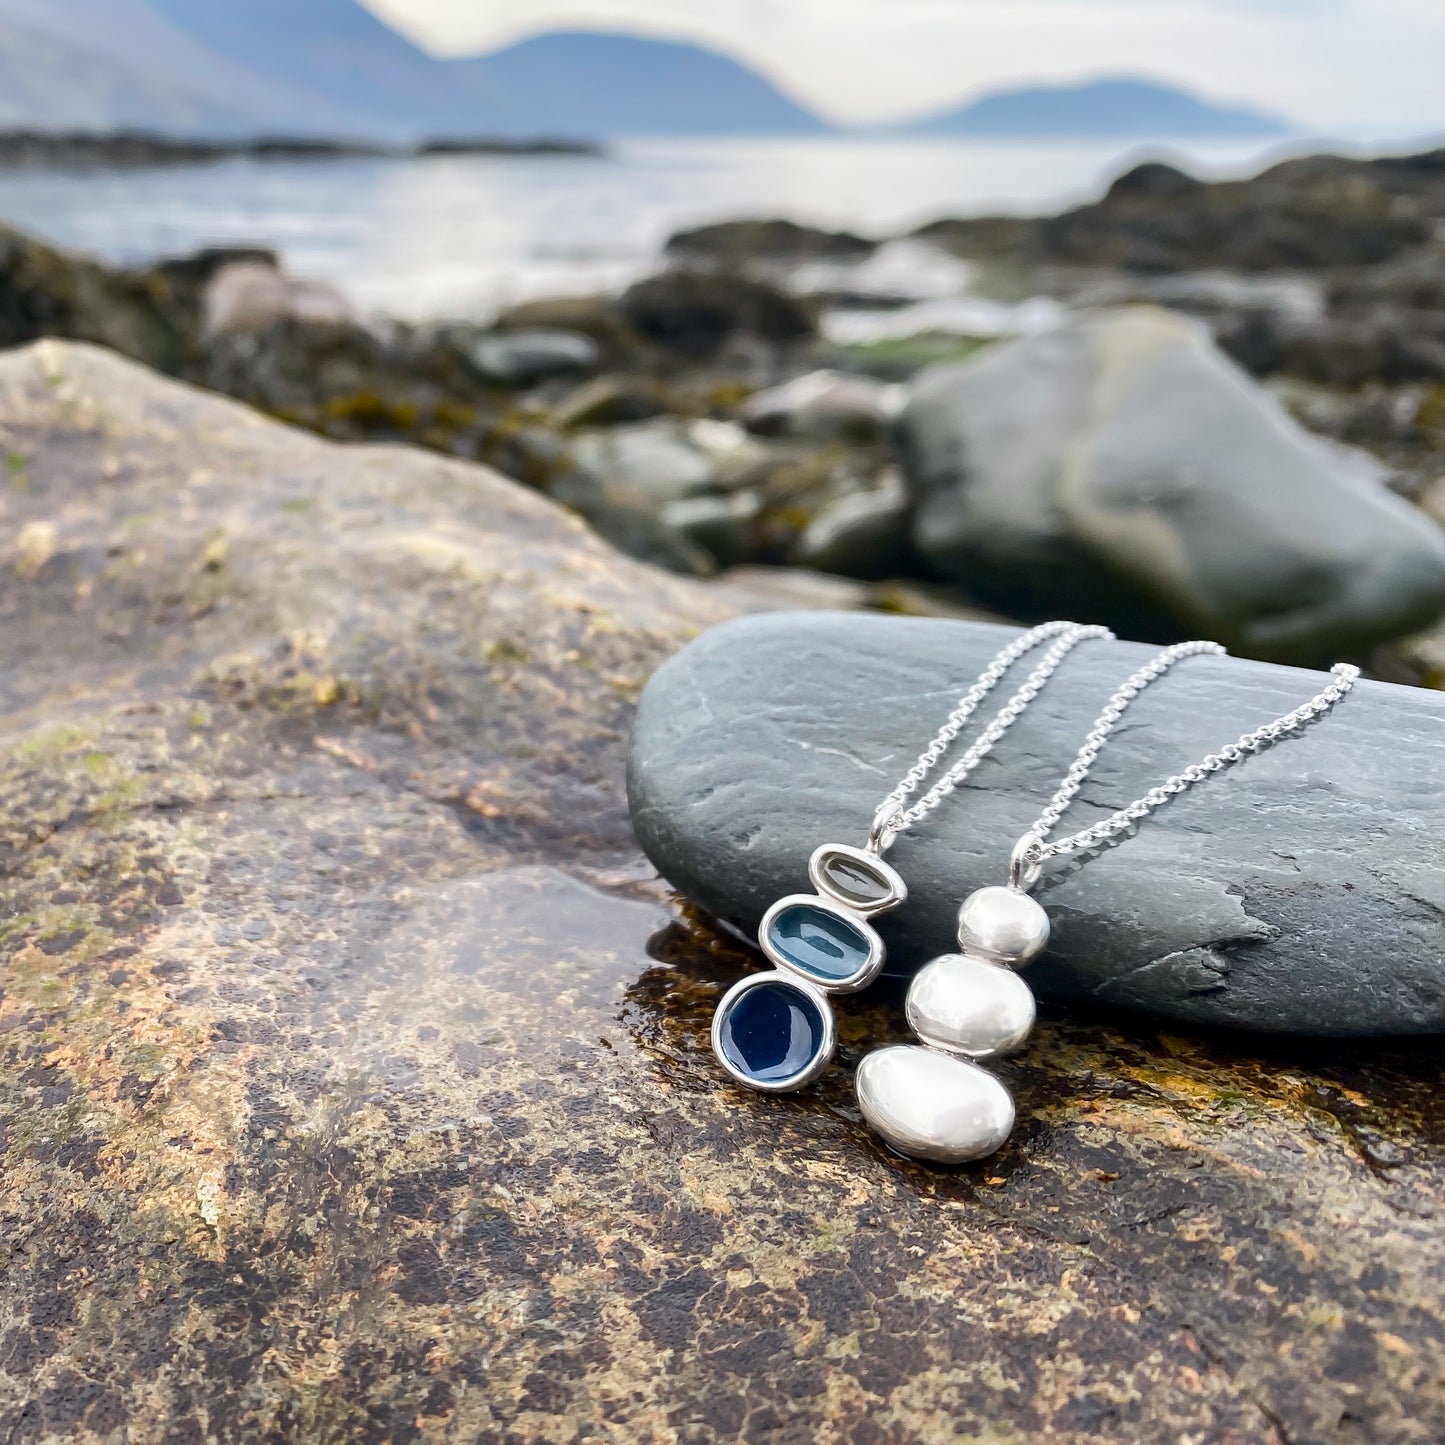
left=4, top=342, right=1445, bottom=1441
left=546, top=420, right=726, bottom=573
left=467, top=327, right=600, bottom=387
left=787, top=239, right=978, bottom=312
left=666, top=218, right=877, bottom=264
left=897, top=307, right=1445, bottom=665
left=550, top=373, right=668, bottom=429
left=619, top=269, right=817, bottom=359
left=710, top=565, right=879, bottom=612
left=0, top=220, right=189, bottom=370
left=492, top=291, right=637, bottom=360
left=741, top=368, right=901, bottom=444
left=148, top=245, right=283, bottom=292
left=628, top=610, right=1445, bottom=1036
left=684, top=417, right=775, bottom=491
left=918, top=149, right=1445, bottom=273
left=569, top=419, right=718, bottom=507
left=202, top=260, right=354, bottom=336
left=661, top=492, right=762, bottom=569
left=793, top=469, right=916, bottom=579
left=700, top=567, right=995, bottom=619
left=1214, top=250, right=1445, bottom=388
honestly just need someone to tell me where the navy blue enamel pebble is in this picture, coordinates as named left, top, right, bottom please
left=717, top=979, right=827, bottom=1086
left=765, top=901, right=874, bottom=984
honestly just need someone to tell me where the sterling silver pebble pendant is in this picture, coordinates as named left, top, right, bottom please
left=857, top=640, right=1360, bottom=1166
left=854, top=856, right=1051, bottom=1163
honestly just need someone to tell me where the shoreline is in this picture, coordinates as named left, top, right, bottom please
left=0, top=129, right=606, bottom=171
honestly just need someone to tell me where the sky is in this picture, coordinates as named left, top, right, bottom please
left=364, top=0, right=1445, bottom=136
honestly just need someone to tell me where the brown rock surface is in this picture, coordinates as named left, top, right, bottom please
left=1, top=341, right=1442, bottom=1443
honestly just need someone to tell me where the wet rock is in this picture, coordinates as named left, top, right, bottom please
left=662, top=492, right=763, bottom=569
left=148, top=245, right=282, bottom=292
left=4, top=342, right=1445, bottom=1442
left=917, top=149, right=1445, bottom=272
left=550, top=373, right=669, bottom=429
left=1216, top=250, right=1445, bottom=388
left=492, top=291, right=637, bottom=360
left=897, top=307, right=1445, bottom=664
left=793, top=470, right=916, bottom=579
left=0, top=220, right=189, bottom=370
left=545, top=421, right=724, bottom=573
left=629, top=610, right=1445, bottom=1035
left=1221, top=307, right=1445, bottom=388
left=703, top=568, right=992, bottom=620
left=468, top=327, right=600, bottom=387
left=202, top=260, right=354, bottom=336
left=666, top=217, right=877, bottom=264
left=557, top=421, right=788, bottom=571
left=702, top=565, right=882, bottom=613
left=741, top=369, right=900, bottom=444
left=619, top=269, right=817, bottom=359
left=570, top=419, right=718, bottom=507
left=685, top=418, right=775, bottom=492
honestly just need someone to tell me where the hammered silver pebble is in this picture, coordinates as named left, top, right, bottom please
left=957, top=885, right=1051, bottom=966
left=906, top=953, right=1037, bottom=1060
left=855, top=1045, right=1015, bottom=1164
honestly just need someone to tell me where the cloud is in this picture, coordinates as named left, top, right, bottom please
left=366, top=0, right=1445, bottom=133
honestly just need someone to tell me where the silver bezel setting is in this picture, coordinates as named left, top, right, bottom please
left=759, top=893, right=887, bottom=995
left=711, top=970, right=838, bottom=1093
left=807, top=843, right=909, bottom=918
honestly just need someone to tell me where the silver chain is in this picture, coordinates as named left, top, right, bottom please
left=1007, top=648, right=1361, bottom=892
left=865, top=621, right=1361, bottom=886
left=869, top=621, right=1114, bottom=854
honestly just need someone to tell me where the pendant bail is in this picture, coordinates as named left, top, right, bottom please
left=1008, top=832, right=1046, bottom=894
left=866, top=807, right=900, bottom=856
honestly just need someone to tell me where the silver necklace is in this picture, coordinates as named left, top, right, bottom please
left=711, top=621, right=1113, bottom=1094
left=856, top=641, right=1360, bottom=1164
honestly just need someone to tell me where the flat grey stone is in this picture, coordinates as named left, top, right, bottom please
left=628, top=611, right=1445, bottom=1036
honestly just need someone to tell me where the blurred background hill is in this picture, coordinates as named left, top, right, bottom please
left=0, top=0, right=1294, bottom=141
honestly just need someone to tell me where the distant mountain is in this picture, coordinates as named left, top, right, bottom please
left=0, top=0, right=353, bottom=135
left=903, top=77, right=1289, bottom=139
left=0, top=3, right=829, bottom=141
left=452, top=30, right=829, bottom=139
left=0, top=5, right=1283, bottom=146
left=145, top=0, right=508, bottom=137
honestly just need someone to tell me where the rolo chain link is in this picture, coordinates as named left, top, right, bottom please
left=1012, top=653, right=1360, bottom=888
left=868, top=622, right=1362, bottom=888
left=869, top=622, right=1113, bottom=853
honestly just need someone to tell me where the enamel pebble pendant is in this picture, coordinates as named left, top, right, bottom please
left=711, top=845, right=907, bottom=1093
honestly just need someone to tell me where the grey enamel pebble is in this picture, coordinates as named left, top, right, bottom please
left=627, top=612, right=1445, bottom=1036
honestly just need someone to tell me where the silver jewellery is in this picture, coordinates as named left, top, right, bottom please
left=857, top=640, right=1361, bottom=1164
left=711, top=621, right=1111, bottom=1095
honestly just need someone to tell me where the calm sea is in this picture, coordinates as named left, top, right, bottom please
left=0, top=135, right=1321, bottom=321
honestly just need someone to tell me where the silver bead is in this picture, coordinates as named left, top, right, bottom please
left=957, top=885, right=1051, bottom=966
left=855, top=1045, right=1015, bottom=1164
left=906, top=953, right=1037, bottom=1060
